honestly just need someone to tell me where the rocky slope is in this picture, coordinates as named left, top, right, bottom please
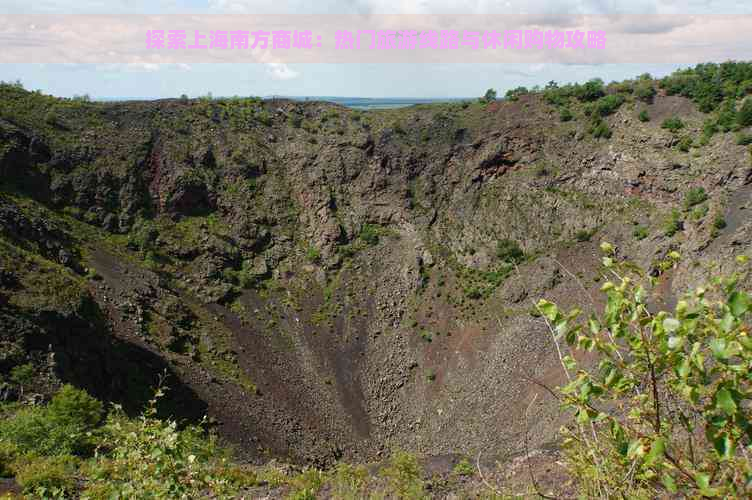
left=1, top=70, right=751, bottom=470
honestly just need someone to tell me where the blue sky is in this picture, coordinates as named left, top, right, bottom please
left=0, top=0, right=749, bottom=98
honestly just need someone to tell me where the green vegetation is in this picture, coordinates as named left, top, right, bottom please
left=677, top=135, right=693, bottom=152
left=0, top=384, right=255, bottom=498
left=632, top=225, right=649, bottom=241
left=482, top=88, right=497, bottom=103
left=575, top=228, right=596, bottom=242
left=638, top=110, right=650, bottom=122
left=664, top=209, right=683, bottom=237
left=661, top=116, right=685, bottom=132
left=659, top=61, right=752, bottom=113
left=588, top=117, right=612, bottom=139
left=634, top=78, right=657, bottom=103
left=542, top=245, right=752, bottom=497
left=505, top=86, right=529, bottom=101
left=593, top=94, right=625, bottom=117
left=452, top=458, right=475, bottom=477
left=736, top=132, right=752, bottom=145
left=495, top=238, right=524, bottom=263
left=559, top=107, right=573, bottom=122
left=684, top=187, right=708, bottom=208
left=739, top=98, right=752, bottom=127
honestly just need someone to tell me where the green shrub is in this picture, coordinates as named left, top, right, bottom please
left=452, top=458, right=474, bottom=477
left=14, top=454, right=78, bottom=496
left=10, top=363, right=34, bottom=395
left=638, top=110, right=650, bottom=122
left=595, top=94, right=625, bottom=116
left=305, top=246, right=320, bottom=263
left=482, top=88, right=497, bottom=103
left=48, top=384, right=103, bottom=430
left=664, top=209, right=683, bottom=236
left=574, top=79, right=605, bottom=102
left=677, top=135, right=693, bottom=152
left=559, top=107, right=573, bottom=122
left=0, top=406, right=90, bottom=457
left=588, top=117, right=612, bottom=139
left=505, top=87, right=528, bottom=101
left=496, top=239, right=524, bottom=263
left=381, top=451, right=425, bottom=499
left=634, top=80, right=656, bottom=103
left=632, top=225, right=649, bottom=240
left=713, top=214, right=728, bottom=230
left=575, top=229, right=595, bottom=242
left=661, top=116, right=684, bottom=132
left=0, top=441, right=19, bottom=477
left=359, top=224, right=380, bottom=245
left=684, top=187, right=708, bottom=208
left=738, top=98, right=752, bottom=127
left=691, top=204, right=709, bottom=221
left=544, top=246, right=752, bottom=497
left=735, top=133, right=752, bottom=145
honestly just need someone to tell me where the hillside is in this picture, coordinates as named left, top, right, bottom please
left=1, top=62, right=752, bottom=497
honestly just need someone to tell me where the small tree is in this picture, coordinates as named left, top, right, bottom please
left=482, top=88, right=497, bottom=103
left=738, top=98, right=752, bottom=128
left=10, top=364, right=34, bottom=397
left=539, top=244, right=752, bottom=497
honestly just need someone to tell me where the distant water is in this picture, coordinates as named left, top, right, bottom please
left=285, top=96, right=470, bottom=110
left=96, top=96, right=471, bottom=110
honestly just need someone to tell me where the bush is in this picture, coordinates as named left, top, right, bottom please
left=713, top=214, right=727, bottom=230
left=13, top=455, right=77, bottom=496
left=10, top=363, right=34, bottom=395
left=48, top=384, right=103, bottom=429
left=595, top=94, right=625, bottom=117
left=380, top=451, right=425, bottom=499
left=544, top=246, right=752, bottom=497
left=664, top=209, right=683, bottom=236
left=638, top=110, right=650, bottom=122
left=634, top=80, right=656, bottom=103
left=559, top=107, right=573, bottom=122
left=0, top=441, right=19, bottom=477
left=452, top=458, right=474, bottom=477
left=738, top=98, right=752, bottom=127
left=684, top=187, right=708, bottom=208
left=482, top=88, right=497, bottom=103
left=575, top=229, right=595, bottom=242
left=359, top=224, right=380, bottom=245
left=505, top=87, right=529, bottom=101
left=574, top=78, right=605, bottom=102
left=677, top=136, right=693, bottom=152
left=736, top=133, right=752, bottom=145
left=661, top=117, right=684, bottom=132
left=496, top=239, right=524, bottom=263
left=632, top=225, right=649, bottom=240
left=0, top=385, right=102, bottom=457
left=588, top=117, right=612, bottom=139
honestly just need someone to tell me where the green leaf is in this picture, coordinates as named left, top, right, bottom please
left=710, top=338, right=731, bottom=360
left=661, top=473, right=677, bottom=493
left=645, top=437, right=666, bottom=466
left=694, top=472, right=710, bottom=490
left=537, top=299, right=559, bottom=322
left=729, top=290, right=750, bottom=318
left=712, top=432, right=736, bottom=460
left=715, top=387, right=737, bottom=416
left=626, top=439, right=644, bottom=459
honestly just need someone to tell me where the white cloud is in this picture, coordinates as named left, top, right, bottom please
left=266, top=62, right=299, bottom=80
